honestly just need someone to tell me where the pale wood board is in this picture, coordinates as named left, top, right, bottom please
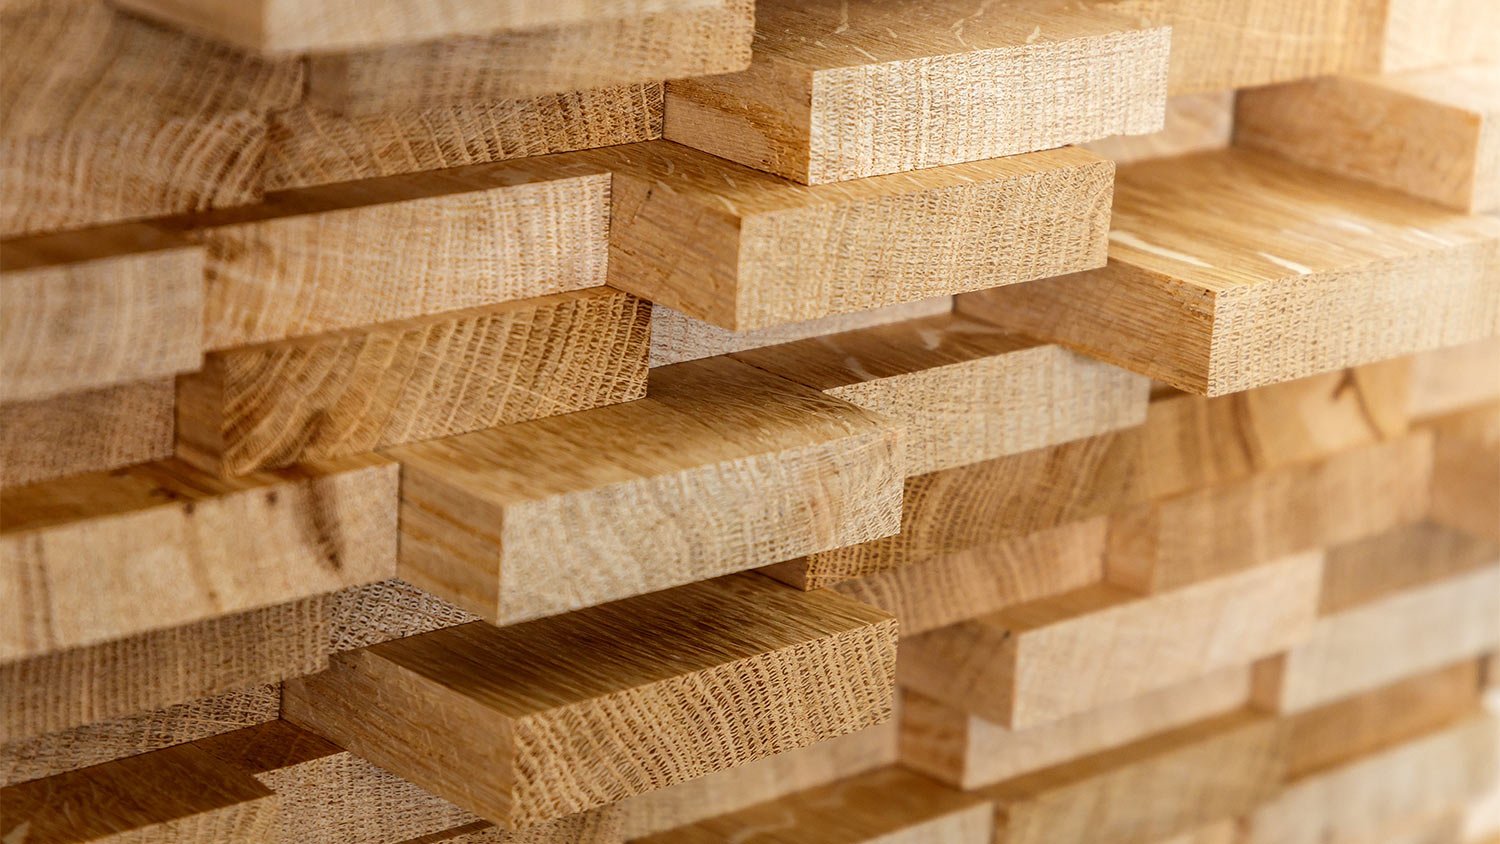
left=1407, top=338, right=1500, bottom=420
left=1427, top=402, right=1500, bottom=544
left=0, top=379, right=174, bottom=488
left=1379, top=0, right=1500, bottom=72
left=1084, top=91, right=1234, bottom=165
left=330, top=579, right=480, bottom=653
left=1319, top=521, right=1499, bottom=616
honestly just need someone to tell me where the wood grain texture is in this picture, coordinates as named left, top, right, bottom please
left=900, top=552, right=1323, bottom=728
left=284, top=573, right=897, bottom=830
left=1237, top=64, right=1500, bottom=213
left=393, top=811, right=624, bottom=844
left=1428, top=402, right=1500, bottom=544
left=306, top=0, right=752, bottom=114
left=983, top=710, right=1285, bottom=844
left=0, top=741, right=277, bottom=844
left=330, top=579, right=480, bottom=653
left=959, top=149, right=1500, bottom=395
left=1084, top=91, right=1234, bottom=165
left=1105, top=433, right=1432, bottom=592
left=388, top=355, right=903, bottom=625
left=0, top=379, right=174, bottom=488
left=1151, top=822, right=1241, bottom=844
left=0, top=225, right=203, bottom=403
left=1, top=597, right=325, bottom=741
left=1, top=455, right=396, bottom=661
left=1408, top=337, right=1500, bottom=420
left=1378, top=0, right=1500, bottom=72
left=1319, top=521, right=1499, bottom=615
left=177, top=289, right=650, bottom=474
left=579, top=140, right=1114, bottom=330
left=901, top=666, right=1251, bottom=789
left=733, top=312, right=1149, bottom=477
left=663, top=0, right=1168, bottom=183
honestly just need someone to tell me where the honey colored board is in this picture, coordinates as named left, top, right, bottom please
left=1, top=455, right=396, bottom=661
left=1237, top=65, right=1500, bottom=213
left=284, top=573, right=897, bottom=830
left=388, top=355, right=902, bottom=625
left=114, top=0, right=718, bottom=54
left=982, top=710, right=1285, bottom=844
left=900, top=552, right=1323, bottom=729
left=577, top=140, right=1113, bottom=330
left=901, top=666, right=1252, bottom=789
left=1318, top=522, right=1499, bottom=616
left=663, top=0, right=1167, bottom=183
left=1084, top=91, right=1234, bottom=165
left=1245, top=715, right=1499, bottom=844
left=1428, top=403, right=1500, bottom=544
left=1378, top=0, right=1500, bottom=72
left=0, top=225, right=202, bottom=403
left=0, top=742, right=276, bottom=844
left=396, top=811, right=624, bottom=844
left=0, top=0, right=302, bottom=236
left=1408, top=338, right=1500, bottom=420
left=330, top=579, right=480, bottom=653
left=177, top=288, right=650, bottom=474
left=305, top=0, right=752, bottom=114
left=634, top=767, right=992, bottom=843
left=265, top=84, right=664, bottom=192
left=2, top=597, right=325, bottom=741
left=959, top=149, right=1500, bottom=396
left=0, top=379, right=174, bottom=488
left=1105, top=432, right=1432, bottom=592
left=734, top=312, right=1148, bottom=477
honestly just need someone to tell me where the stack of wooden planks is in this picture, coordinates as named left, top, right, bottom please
left=1, top=1, right=1497, bottom=842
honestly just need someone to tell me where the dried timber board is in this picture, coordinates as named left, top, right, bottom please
left=0, top=379, right=173, bottom=488
left=663, top=0, right=1168, bottom=183
left=305, top=0, right=753, bottom=113
left=330, top=579, right=480, bottom=653
left=284, top=573, right=897, bottom=830
left=394, top=811, right=624, bottom=844
left=1083, top=91, right=1234, bottom=165
left=573, top=140, right=1113, bottom=330
left=959, top=149, right=1500, bottom=395
left=1428, top=403, right=1500, bottom=544
left=387, top=355, right=902, bottom=625
left=0, top=224, right=202, bottom=403
left=900, top=552, right=1323, bottom=729
left=177, top=289, right=650, bottom=474
left=1407, top=338, right=1500, bottom=420
left=1379, top=0, right=1500, bottom=72
left=1237, top=64, right=1500, bottom=212
left=1, top=455, right=396, bottom=660
left=1318, top=522, right=1499, bottom=616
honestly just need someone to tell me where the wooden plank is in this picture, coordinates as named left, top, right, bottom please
left=901, top=666, right=1251, bottom=789
left=177, top=288, right=650, bottom=474
left=1084, top=91, right=1234, bottom=165
left=0, top=0, right=302, bottom=236
left=829, top=518, right=1106, bottom=637
left=330, top=579, right=480, bottom=653
left=1428, top=402, right=1500, bottom=544
left=0, top=742, right=277, bottom=843
left=1319, top=522, right=1499, bottom=615
left=900, top=552, right=1323, bottom=729
left=577, top=140, right=1114, bottom=331
left=0, top=225, right=202, bottom=403
left=393, top=811, right=624, bottom=844
left=662, top=0, right=1168, bottom=183
left=387, top=355, right=902, bottom=625
left=982, top=710, right=1285, bottom=844
left=1, top=597, right=325, bottom=741
left=958, top=149, right=1500, bottom=396
left=283, top=573, right=897, bottom=830
left=1105, top=433, right=1432, bottom=592
left=1245, top=714, right=1499, bottom=844
left=1, top=455, right=397, bottom=661
left=1151, top=822, right=1240, bottom=844
left=114, top=0, right=718, bottom=54
left=0, top=379, right=174, bottom=488
left=634, top=767, right=993, bottom=843
left=305, top=0, right=753, bottom=114
left=1236, top=65, right=1500, bottom=213
left=1378, top=0, right=1500, bottom=72
left=1408, top=338, right=1500, bottom=420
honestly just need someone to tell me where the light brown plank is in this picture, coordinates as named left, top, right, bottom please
left=1318, top=521, right=1499, bottom=615
left=1427, top=402, right=1500, bottom=544
left=1084, top=91, right=1234, bottom=165
left=0, top=379, right=174, bottom=488
left=1379, top=0, right=1500, bottom=72
left=1408, top=338, right=1500, bottom=420
left=330, top=579, right=480, bottom=653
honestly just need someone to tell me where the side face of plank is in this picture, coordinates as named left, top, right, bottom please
left=1084, top=91, right=1234, bottom=165
left=1428, top=403, right=1500, bottom=544
left=0, top=379, right=174, bottom=488
left=1407, top=337, right=1500, bottom=419
left=1379, top=0, right=1500, bottom=72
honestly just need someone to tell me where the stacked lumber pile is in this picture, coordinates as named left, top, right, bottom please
left=1, top=1, right=1497, bottom=842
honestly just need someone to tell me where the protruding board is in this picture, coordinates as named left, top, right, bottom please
left=576, top=140, right=1113, bottom=330
left=2, top=597, right=325, bottom=741
left=1084, top=92, right=1234, bottom=165
left=1408, top=338, right=1500, bottom=420
left=330, top=579, right=480, bottom=653
left=1319, top=522, right=1500, bottom=615
left=284, top=573, right=898, bottom=830
left=0, top=0, right=302, bottom=236
left=0, top=742, right=276, bottom=843
left=266, top=85, right=664, bottom=192
left=1, top=455, right=396, bottom=661
left=959, top=149, right=1500, bottom=396
left=0, top=225, right=202, bottom=403
left=387, top=356, right=902, bottom=625
left=663, top=0, right=1168, bottom=183
left=733, top=313, right=1148, bottom=477
left=982, top=710, right=1285, bottom=844
left=1245, top=715, right=1499, bottom=844
left=0, top=379, right=174, bottom=488
left=900, top=552, right=1323, bottom=729
left=1237, top=65, right=1500, bottom=213
left=1105, top=433, right=1432, bottom=592
left=1428, top=403, right=1500, bottom=544
left=1379, top=0, right=1500, bottom=72
left=114, top=0, right=719, bottom=54
left=634, top=767, right=993, bottom=843
left=901, top=666, right=1251, bottom=789
left=305, top=0, right=753, bottom=114
left=177, top=289, right=650, bottom=474
left=830, top=518, right=1106, bottom=637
